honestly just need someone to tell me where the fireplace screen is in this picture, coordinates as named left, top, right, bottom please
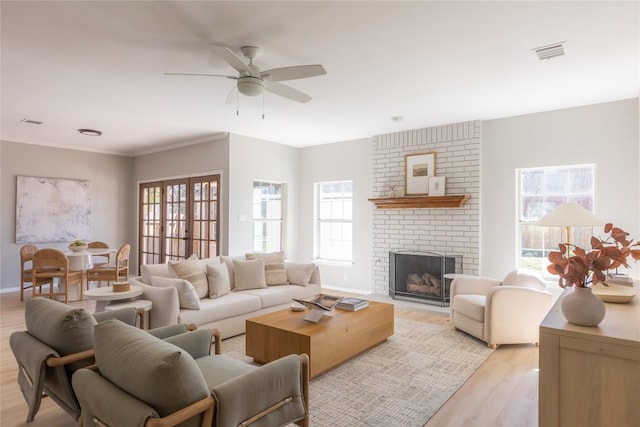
left=389, top=251, right=462, bottom=306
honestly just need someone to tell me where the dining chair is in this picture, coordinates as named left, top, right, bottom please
left=87, top=241, right=111, bottom=271
left=19, top=244, right=53, bottom=301
left=86, top=243, right=130, bottom=288
left=32, top=248, right=84, bottom=304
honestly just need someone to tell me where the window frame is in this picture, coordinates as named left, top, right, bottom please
left=516, top=164, right=596, bottom=277
left=313, top=180, right=353, bottom=262
left=251, top=180, right=286, bottom=253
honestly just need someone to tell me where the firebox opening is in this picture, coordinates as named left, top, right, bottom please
left=389, top=251, right=462, bottom=307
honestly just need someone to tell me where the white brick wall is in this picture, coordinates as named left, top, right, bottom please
left=371, top=121, right=481, bottom=294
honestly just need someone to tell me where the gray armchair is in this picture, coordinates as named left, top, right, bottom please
left=9, top=298, right=194, bottom=423
left=72, top=319, right=310, bottom=427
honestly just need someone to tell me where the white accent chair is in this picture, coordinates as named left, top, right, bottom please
left=450, top=269, right=553, bottom=348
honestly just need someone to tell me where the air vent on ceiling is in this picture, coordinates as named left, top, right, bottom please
left=533, top=42, right=566, bottom=60
left=20, top=118, right=43, bottom=125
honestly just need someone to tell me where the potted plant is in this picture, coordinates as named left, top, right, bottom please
left=547, top=223, right=640, bottom=326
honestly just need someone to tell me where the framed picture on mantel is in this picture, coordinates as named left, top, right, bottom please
left=404, top=152, right=436, bottom=196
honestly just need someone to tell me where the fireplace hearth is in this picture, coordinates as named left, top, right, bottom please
left=389, top=251, right=462, bottom=306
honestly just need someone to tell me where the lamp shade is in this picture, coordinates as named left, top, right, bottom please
left=535, top=202, right=603, bottom=227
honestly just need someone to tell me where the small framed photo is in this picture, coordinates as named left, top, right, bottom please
left=428, top=176, right=446, bottom=196
left=404, top=152, right=436, bottom=196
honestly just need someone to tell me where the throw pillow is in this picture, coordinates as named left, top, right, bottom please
left=150, top=276, right=201, bottom=310
left=206, top=263, right=231, bottom=298
left=168, top=254, right=208, bottom=299
left=220, top=255, right=236, bottom=290
left=245, top=251, right=288, bottom=285
left=233, top=259, right=267, bottom=290
left=93, top=319, right=210, bottom=418
left=140, top=263, right=173, bottom=285
left=286, top=263, right=316, bottom=286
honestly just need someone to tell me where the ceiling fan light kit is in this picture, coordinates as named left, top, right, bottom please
left=166, top=45, right=326, bottom=105
left=238, top=76, right=264, bottom=96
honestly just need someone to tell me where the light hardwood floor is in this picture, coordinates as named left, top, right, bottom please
left=0, top=292, right=539, bottom=426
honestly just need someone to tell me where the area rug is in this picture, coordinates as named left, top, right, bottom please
left=221, top=317, right=493, bottom=427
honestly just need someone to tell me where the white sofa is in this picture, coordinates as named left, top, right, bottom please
left=129, top=255, right=321, bottom=338
left=450, top=269, right=553, bottom=348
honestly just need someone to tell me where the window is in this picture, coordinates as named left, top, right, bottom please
left=314, top=181, right=353, bottom=261
left=252, top=181, right=284, bottom=253
left=518, top=164, right=595, bottom=276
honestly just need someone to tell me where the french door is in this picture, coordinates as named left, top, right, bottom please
left=139, top=174, right=220, bottom=269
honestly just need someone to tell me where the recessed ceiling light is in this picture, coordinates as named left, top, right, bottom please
left=78, top=128, right=102, bottom=136
left=533, top=42, right=566, bottom=60
left=391, top=116, right=404, bottom=122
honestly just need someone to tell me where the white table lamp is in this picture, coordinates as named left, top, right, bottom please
left=535, top=202, right=604, bottom=245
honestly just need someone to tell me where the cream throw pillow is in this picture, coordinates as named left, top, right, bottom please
left=150, top=276, right=201, bottom=310
left=206, top=263, right=231, bottom=298
left=220, top=256, right=236, bottom=290
left=287, top=263, right=316, bottom=286
left=168, top=254, right=208, bottom=299
left=245, top=251, right=288, bottom=285
left=233, top=259, right=267, bottom=290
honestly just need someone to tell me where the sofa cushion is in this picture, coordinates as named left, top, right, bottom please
left=241, top=284, right=322, bottom=308
left=150, top=276, right=201, bottom=310
left=140, top=263, right=172, bottom=285
left=452, top=295, right=486, bottom=322
left=25, top=297, right=96, bottom=357
left=245, top=251, right=288, bottom=286
left=233, top=259, right=267, bottom=290
left=93, top=319, right=209, bottom=419
left=178, top=293, right=263, bottom=326
left=286, top=263, right=316, bottom=286
left=206, top=263, right=231, bottom=299
left=168, top=254, right=208, bottom=299
left=220, top=256, right=236, bottom=290
left=502, top=269, right=547, bottom=290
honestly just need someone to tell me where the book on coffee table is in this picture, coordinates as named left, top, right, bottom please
left=336, top=297, right=369, bottom=311
left=293, top=294, right=343, bottom=311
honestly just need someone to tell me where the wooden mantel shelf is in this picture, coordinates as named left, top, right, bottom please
left=368, top=195, right=470, bottom=209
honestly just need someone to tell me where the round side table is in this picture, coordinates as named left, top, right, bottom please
left=84, top=285, right=143, bottom=312
left=105, top=299, right=152, bottom=329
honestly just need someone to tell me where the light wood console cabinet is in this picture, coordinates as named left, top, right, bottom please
left=539, top=286, right=640, bottom=427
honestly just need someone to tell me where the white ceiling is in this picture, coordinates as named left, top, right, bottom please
left=1, top=1, right=638, bottom=156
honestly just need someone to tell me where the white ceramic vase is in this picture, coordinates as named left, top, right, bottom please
left=560, top=286, right=606, bottom=326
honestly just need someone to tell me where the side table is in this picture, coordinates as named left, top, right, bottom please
left=84, top=285, right=143, bottom=312
left=105, top=300, right=152, bottom=329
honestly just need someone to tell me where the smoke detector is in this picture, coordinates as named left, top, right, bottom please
left=533, top=42, right=566, bottom=60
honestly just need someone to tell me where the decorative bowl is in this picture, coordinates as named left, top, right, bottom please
left=68, top=244, right=88, bottom=252
left=592, top=283, right=636, bottom=303
left=113, top=281, right=130, bottom=292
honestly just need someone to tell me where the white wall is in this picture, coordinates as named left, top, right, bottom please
left=482, top=98, right=639, bottom=279
left=1, top=141, right=134, bottom=290
left=298, top=138, right=373, bottom=291
left=227, top=134, right=300, bottom=257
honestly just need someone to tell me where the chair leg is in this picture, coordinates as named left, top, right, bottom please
left=488, top=343, right=497, bottom=349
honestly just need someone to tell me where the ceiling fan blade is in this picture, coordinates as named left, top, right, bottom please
left=264, top=81, right=312, bottom=103
left=211, top=45, right=255, bottom=76
left=261, top=64, right=326, bottom=82
left=164, top=73, right=237, bottom=79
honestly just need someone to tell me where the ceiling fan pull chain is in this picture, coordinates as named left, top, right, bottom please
left=262, top=92, right=265, bottom=120
left=236, top=89, right=240, bottom=116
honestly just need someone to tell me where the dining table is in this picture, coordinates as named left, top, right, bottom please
left=63, top=248, right=117, bottom=296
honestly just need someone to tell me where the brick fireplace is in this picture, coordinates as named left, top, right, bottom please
left=371, top=121, right=481, bottom=296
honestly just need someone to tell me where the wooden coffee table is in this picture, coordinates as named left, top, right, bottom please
left=246, top=301, right=394, bottom=378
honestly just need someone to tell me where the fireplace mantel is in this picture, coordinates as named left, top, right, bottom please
left=368, top=195, right=470, bottom=209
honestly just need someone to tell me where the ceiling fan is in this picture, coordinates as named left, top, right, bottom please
left=166, top=45, right=326, bottom=103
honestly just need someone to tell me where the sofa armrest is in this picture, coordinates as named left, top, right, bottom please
left=211, top=354, right=308, bottom=427
left=450, top=275, right=501, bottom=298
left=485, top=286, right=553, bottom=345
left=130, top=277, right=180, bottom=329
left=164, top=329, right=213, bottom=359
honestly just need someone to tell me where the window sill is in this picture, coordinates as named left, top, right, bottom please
left=313, top=259, right=354, bottom=267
